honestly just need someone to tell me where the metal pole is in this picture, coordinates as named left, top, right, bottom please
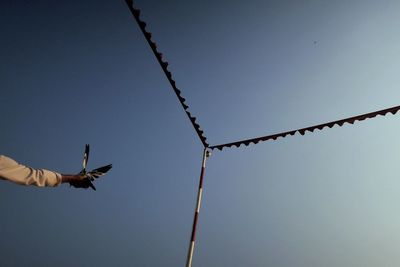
left=186, top=148, right=210, bottom=267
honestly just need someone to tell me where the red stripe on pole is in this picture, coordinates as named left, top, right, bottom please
left=191, top=212, right=199, bottom=241
left=199, top=167, right=205, bottom=189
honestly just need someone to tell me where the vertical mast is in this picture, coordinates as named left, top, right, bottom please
left=186, top=148, right=211, bottom=267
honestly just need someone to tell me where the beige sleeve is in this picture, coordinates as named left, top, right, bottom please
left=0, top=155, right=62, bottom=187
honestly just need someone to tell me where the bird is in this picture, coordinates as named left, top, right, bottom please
left=69, top=144, right=112, bottom=190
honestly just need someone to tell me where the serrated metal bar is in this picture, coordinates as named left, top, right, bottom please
left=211, top=105, right=400, bottom=151
left=125, top=0, right=209, bottom=147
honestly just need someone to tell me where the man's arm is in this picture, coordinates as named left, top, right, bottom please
left=0, top=155, right=85, bottom=187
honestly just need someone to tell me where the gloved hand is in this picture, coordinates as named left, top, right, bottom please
left=69, top=164, right=113, bottom=190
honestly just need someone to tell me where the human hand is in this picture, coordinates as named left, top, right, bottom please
left=69, top=176, right=95, bottom=190
left=68, top=164, right=113, bottom=191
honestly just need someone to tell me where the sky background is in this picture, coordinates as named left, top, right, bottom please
left=1, top=0, right=400, bottom=266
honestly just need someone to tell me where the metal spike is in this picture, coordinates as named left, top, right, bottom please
left=133, top=9, right=140, bottom=17
left=139, top=21, right=147, bottom=28
left=150, top=42, right=157, bottom=50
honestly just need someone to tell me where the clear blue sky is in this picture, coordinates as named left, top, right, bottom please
left=1, top=0, right=400, bottom=266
